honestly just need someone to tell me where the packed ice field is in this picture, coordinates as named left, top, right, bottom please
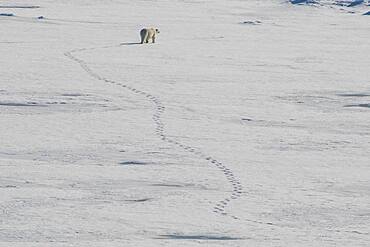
left=0, top=0, right=369, bottom=246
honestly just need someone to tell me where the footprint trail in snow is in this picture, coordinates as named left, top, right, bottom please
left=64, top=44, right=243, bottom=219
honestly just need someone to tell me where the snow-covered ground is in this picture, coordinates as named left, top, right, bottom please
left=1, top=0, right=369, bottom=246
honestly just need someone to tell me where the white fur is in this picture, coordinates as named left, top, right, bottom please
left=140, top=28, right=160, bottom=44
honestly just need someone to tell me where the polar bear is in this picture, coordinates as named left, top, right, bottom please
left=140, top=28, right=160, bottom=44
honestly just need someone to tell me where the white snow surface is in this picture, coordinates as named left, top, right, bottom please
left=1, top=0, right=369, bottom=246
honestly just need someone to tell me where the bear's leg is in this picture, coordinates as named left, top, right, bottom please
left=152, top=35, right=156, bottom=43
left=141, top=35, right=146, bottom=44
left=140, top=30, right=146, bottom=44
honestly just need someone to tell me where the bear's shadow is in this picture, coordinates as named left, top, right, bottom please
left=120, top=42, right=142, bottom=46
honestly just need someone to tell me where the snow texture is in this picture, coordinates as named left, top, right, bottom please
left=1, top=0, right=369, bottom=246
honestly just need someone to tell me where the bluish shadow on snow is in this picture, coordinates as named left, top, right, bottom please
left=0, top=6, right=39, bottom=9
left=0, top=13, right=14, bottom=16
left=119, top=161, right=148, bottom=165
left=347, top=0, right=364, bottom=7
left=240, top=20, right=262, bottom=25
left=337, top=93, right=370, bottom=97
left=125, top=198, right=152, bottom=202
left=151, top=183, right=183, bottom=188
left=289, top=0, right=366, bottom=6
left=157, top=234, right=243, bottom=240
left=290, top=0, right=318, bottom=5
left=336, top=0, right=364, bottom=7
left=61, top=93, right=89, bottom=97
left=363, top=11, right=370, bottom=15
left=241, top=118, right=253, bottom=121
left=0, top=102, right=46, bottom=107
left=344, top=103, right=370, bottom=108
